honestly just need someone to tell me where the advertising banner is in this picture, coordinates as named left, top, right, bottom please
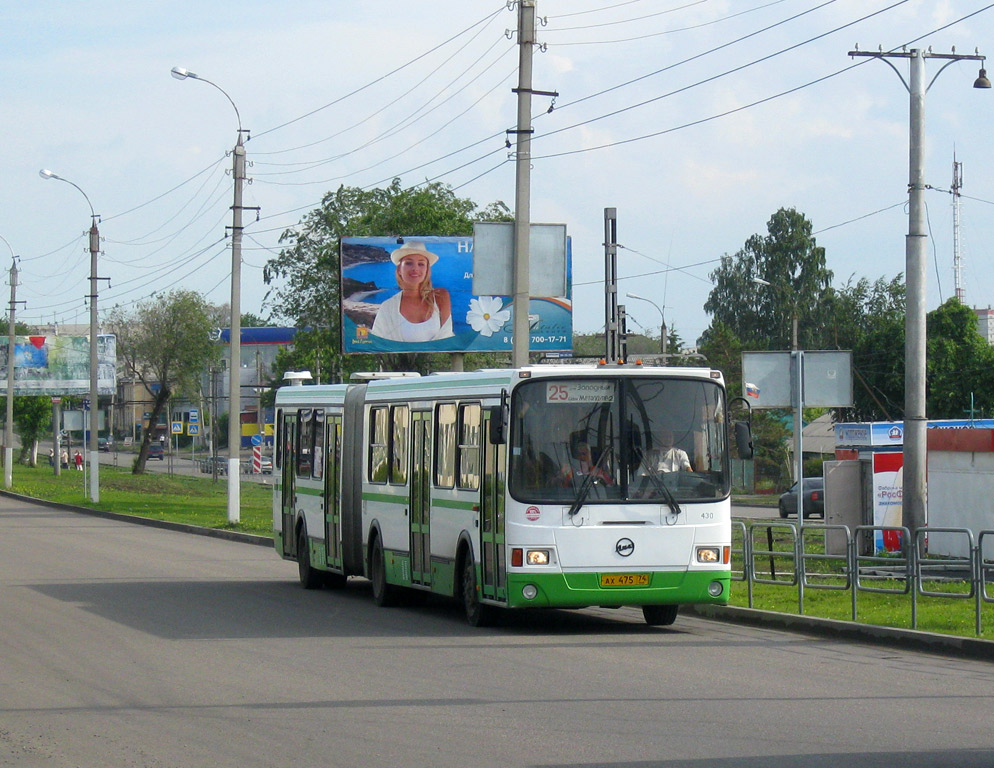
left=872, top=451, right=904, bottom=551
left=0, top=335, right=116, bottom=396
left=340, top=236, right=572, bottom=354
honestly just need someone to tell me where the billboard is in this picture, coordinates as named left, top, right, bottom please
left=0, top=335, right=116, bottom=396
left=340, top=235, right=572, bottom=354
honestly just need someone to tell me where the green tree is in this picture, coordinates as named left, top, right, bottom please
left=926, top=299, right=994, bottom=419
left=107, top=290, right=217, bottom=473
left=263, top=179, right=511, bottom=380
left=0, top=396, right=52, bottom=466
left=831, top=275, right=906, bottom=421
left=705, top=208, right=833, bottom=350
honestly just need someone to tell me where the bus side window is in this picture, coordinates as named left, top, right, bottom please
left=274, top=409, right=282, bottom=470
left=368, top=407, right=389, bottom=483
left=435, top=403, right=456, bottom=488
left=312, top=409, right=325, bottom=480
left=296, top=409, right=313, bottom=478
left=457, top=403, right=481, bottom=490
left=391, top=405, right=409, bottom=485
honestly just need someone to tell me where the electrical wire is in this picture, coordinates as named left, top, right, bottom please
left=546, top=0, right=791, bottom=47
left=543, top=0, right=708, bottom=32
left=534, top=0, right=904, bottom=153
left=251, top=5, right=507, bottom=144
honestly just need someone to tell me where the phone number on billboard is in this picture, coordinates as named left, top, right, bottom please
left=503, top=335, right=570, bottom=344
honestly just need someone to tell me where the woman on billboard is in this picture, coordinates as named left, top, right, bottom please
left=371, top=241, right=454, bottom=342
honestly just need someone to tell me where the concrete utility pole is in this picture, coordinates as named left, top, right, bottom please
left=4, top=259, right=16, bottom=489
left=172, top=66, right=255, bottom=524
left=848, top=46, right=989, bottom=534
left=39, top=169, right=102, bottom=502
left=511, top=0, right=537, bottom=369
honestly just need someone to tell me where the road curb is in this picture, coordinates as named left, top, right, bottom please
left=690, top=603, right=994, bottom=662
left=0, top=490, right=273, bottom=548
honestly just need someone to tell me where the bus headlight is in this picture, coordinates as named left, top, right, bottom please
left=708, top=581, right=724, bottom=597
left=526, top=549, right=551, bottom=566
left=522, top=584, right=538, bottom=600
left=696, top=546, right=720, bottom=563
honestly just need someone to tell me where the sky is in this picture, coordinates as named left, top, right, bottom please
left=2, top=0, right=993, bottom=351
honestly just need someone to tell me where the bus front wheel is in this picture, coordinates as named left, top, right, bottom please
left=297, top=528, right=322, bottom=590
left=461, top=555, right=495, bottom=627
left=642, top=604, right=678, bottom=626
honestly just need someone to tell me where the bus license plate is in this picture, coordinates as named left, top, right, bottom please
left=600, top=573, right=650, bottom=587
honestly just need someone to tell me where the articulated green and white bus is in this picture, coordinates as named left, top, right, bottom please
left=273, top=363, right=751, bottom=626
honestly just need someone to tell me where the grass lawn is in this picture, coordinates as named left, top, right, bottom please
left=6, top=462, right=274, bottom=536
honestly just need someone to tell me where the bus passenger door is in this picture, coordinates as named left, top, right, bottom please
left=409, top=410, right=431, bottom=586
left=281, top=412, right=297, bottom=558
left=481, top=411, right=506, bottom=601
left=324, top=415, right=342, bottom=569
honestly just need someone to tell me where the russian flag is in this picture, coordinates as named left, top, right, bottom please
left=745, top=382, right=760, bottom=399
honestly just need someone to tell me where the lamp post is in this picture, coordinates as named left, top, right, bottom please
left=848, top=47, right=989, bottom=534
left=39, top=169, right=101, bottom=503
left=0, top=235, right=16, bottom=490
left=171, top=66, right=248, bottom=524
left=626, top=293, right=666, bottom=362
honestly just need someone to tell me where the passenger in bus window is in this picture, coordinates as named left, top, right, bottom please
left=371, top=241, right=454, bottom=342
left=559, top=442, right=613, bottom=486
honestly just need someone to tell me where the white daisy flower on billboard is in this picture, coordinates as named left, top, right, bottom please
left=466, top=296, right=511, bottom=337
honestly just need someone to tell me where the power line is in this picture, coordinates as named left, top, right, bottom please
left=251, top=5, right=507, bottom=143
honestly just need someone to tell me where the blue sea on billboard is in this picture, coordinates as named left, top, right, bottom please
left=340, top=236, right=572, bottom=354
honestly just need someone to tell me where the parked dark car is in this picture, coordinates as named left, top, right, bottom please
left=778, top=477, right=825, bottom=519
left=97, top=437, right=113, bottom=452
left=147, top=443, right=165, bottom=460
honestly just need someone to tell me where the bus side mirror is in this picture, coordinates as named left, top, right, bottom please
left=734, top=421, right=753, bottom=460
left=488, top=406, right=506, bottom=445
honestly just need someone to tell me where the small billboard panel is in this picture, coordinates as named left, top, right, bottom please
left=340, top=236, right=572, bottom=354
left=741, top=350, right=852, bottom=409
left=0, top=335, right=116, bottom=396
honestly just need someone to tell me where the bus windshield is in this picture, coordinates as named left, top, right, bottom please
left=509, top=376, right=729, bottom=504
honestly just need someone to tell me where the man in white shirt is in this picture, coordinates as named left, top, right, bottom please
left=649, top=429, right=691, bottom=473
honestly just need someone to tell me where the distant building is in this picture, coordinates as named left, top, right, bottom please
left=975, top=307, right=994, bottom=344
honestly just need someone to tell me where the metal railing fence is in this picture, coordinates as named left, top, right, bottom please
left=729, top=521, right=994, bottom=637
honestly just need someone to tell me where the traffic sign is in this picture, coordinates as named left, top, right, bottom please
left=250, top=434, right=262, bottom=446
left=81, top=398, right=90, bottom=411
left=171, top=421, right=183, bottom=434
left=189, top=409, right=199, bottom=424
left=188, top=423, right=200, bottom=436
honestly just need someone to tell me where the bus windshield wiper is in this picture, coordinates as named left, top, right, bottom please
left=567, top=444, right=613, bottom=518
left=638, top=454, right=681, bottom=517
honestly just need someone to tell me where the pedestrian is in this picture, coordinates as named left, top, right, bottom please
left=48, top=448, right=55, bottom=467
left=61, top=449, right=69, bottom=469
left=74, top=451, right=83, bottom=471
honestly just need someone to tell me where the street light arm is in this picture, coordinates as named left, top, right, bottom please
left=170, top=66, right=243, bottom=134
left=38, top=169, right=97, bottom=220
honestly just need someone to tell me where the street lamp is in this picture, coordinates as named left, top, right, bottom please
left=848, top=47, right=988, bottom=534
left=626, top=293, right=666, bottom=361
left=39, top=169, right=101, bottom=503
left=0, top=235, right=16, bottom=490
left=172, top=66, right=248, bottom=524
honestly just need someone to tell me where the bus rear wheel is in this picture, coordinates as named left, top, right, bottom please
left=297, top=529, right=322, bottom=590
left=370, top=538, right=397, bottom=607
left=642, top=604, right=679, bottom=626
left=461, top=555, right=495, bottom=627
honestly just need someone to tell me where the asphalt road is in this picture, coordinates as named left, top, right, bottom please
left=2, top=495, right=992, bottom=768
